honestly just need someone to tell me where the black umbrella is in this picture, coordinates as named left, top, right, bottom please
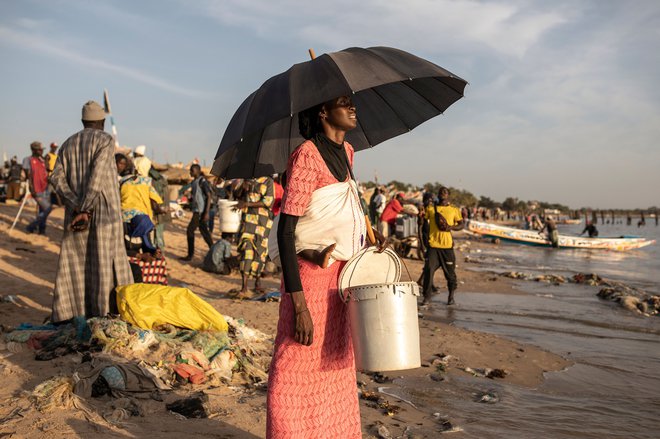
left=212, top=46, right=467, bottom=178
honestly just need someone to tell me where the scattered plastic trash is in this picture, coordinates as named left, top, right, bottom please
left=102, top=397, right=143, bottom=424
left=378, top=386, right=416, bottom=409
left=2, top=314, right=272, bottom=391
left=463, top=367, right=508, bottom=379
left=476, top=390, right=500, bottom=404
left=0, top=295, right=19, bottom=304
left=498, top=270, right=659, bottom=317
left=573, top=272, right=603, bottom=286
left=74, top=356, right=165, bottom=398
left=377, top=424, right=392, bottom=438
left=172, top=363, right=206, bottom=384
left=433, top=413, right=463, bottom=433
left=251, top=291, right=281, bottom=302
left=598, top=287, right=659, bottom=316
left=30, top=376, right=89, bottom=413
left=166, top=394, right=209, bottom=418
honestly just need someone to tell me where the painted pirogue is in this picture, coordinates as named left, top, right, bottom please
left=466, top=220, right=656, bottom=251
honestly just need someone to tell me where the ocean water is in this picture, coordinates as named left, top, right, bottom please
left=471, top=220, right=659, bottom=293
left=400, top=221, right=660, bottom=438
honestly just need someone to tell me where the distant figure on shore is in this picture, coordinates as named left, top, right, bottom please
left=46, top=142, right=62, bottom=206
left=49, top=100, right=133, bottom=322
left=133, top=145, right=148, bottom=172
left=180, top=164, right=214, bottom=261
left=46, top=143, right=58, bottom=175
left=580, top=221, right=599, bottom=238
left=6, top=156, right=23, bottom=202
left=22, top=141, right=53, bottom=234
left=638, top=213, right=646, bottom=227
left=149, top=163, right=170, bottom=249
left=541, top=216, right=559, bottom=248
left=368, top=187, right=385, bottom=225
left=379, top=192, right=404, bottom=238
left=422, top=187, right=463, bottom=306
left=202, top=233, right=238, bottom=275
left=530, top=214, right=544, bottom=231
left=626, top=214, right=632, bottom=226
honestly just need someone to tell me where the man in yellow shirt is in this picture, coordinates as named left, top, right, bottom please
left=46, top=143, right=58, bottom=174
left=422, top=187, right=464, bottom=305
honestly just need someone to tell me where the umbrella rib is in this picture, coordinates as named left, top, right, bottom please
left=365, top=48, right=468, bottom=97
left=365, top=49, right=414, bottom=82
left=400, top=79, right=443, bottom=113
left=432, top=76, right=466, bottom=99
left=326, top=55, right=361, bottom=95
left=364, top=48, right=467, bottom=95
left=370, top=86, right=414, bottom=131
left=252, top=129, right=266, bottom=177
left=355, top=116, right=373, bottom=148
left=399, top=78, right=453, bottom=113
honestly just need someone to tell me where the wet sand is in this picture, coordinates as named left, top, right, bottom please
left=0, top=203, right=569, bottom=438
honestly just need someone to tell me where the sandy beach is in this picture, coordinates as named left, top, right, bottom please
left=0, top=202, right=570, bottom=438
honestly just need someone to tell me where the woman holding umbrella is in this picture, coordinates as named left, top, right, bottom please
left=212, top=45, right=467, bottom=439
left=267, top=95, right=373, bottom=438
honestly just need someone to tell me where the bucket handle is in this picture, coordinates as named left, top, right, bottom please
left=339, top=287, right=349, bottom=303
left=399, top=254, right=414, bottom=283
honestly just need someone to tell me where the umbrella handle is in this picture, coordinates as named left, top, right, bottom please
left=308, top=48, right=316, bottom=60
left=365, top=215, right=376, bottom=245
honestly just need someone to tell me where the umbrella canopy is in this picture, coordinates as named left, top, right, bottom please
left=212, top=46, right=467, bottom=178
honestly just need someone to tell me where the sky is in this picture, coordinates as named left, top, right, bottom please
left=1, top=0, right=659, bottom=209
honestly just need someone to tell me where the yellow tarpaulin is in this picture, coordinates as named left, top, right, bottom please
left=116, top=284, right=228, bottom=332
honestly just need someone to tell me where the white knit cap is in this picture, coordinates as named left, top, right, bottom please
left=134, top=145, right=147, bottom=156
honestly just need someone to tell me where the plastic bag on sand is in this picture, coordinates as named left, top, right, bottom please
left=116, top=284, right=228, bottom=332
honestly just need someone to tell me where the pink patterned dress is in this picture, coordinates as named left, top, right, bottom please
left=266, top=140, right=361, bottom=438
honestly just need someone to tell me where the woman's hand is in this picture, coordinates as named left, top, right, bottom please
left=372, top=228, right=389, bottom=253
left=290, top=290, right=313, bottom=346
left=294, top=309, right=314, bottom=346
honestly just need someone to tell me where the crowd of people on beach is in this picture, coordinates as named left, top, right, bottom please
left=2, top=96, right=658, bottom=438
left=2, top=100, right=656, bottom=317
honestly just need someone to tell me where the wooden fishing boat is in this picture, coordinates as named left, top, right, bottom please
left=466, top=220, right=655, bottom=251
left=557, top=218, right=582, bottom=225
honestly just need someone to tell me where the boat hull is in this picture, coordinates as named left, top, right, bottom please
left=466, top=220, right=655, bottom=251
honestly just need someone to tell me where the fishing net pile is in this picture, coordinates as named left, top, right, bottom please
left=1, top=314, right=272, bottom=392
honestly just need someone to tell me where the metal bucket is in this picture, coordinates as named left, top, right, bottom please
left=343, top=281, right=421, bottom=372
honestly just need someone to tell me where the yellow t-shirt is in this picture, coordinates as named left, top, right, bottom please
left=426, top=204, right=462, bottom=249
left=46, top=152, right=58, bottom=174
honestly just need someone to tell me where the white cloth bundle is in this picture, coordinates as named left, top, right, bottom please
left=268, top=180, right=367, bottom=267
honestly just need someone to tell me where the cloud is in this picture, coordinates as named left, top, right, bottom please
left=0, top=24, right=207, bottom=99
left=14, top=17, right=52, bottom=30
left=181, top=0, right=566, bottom=57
